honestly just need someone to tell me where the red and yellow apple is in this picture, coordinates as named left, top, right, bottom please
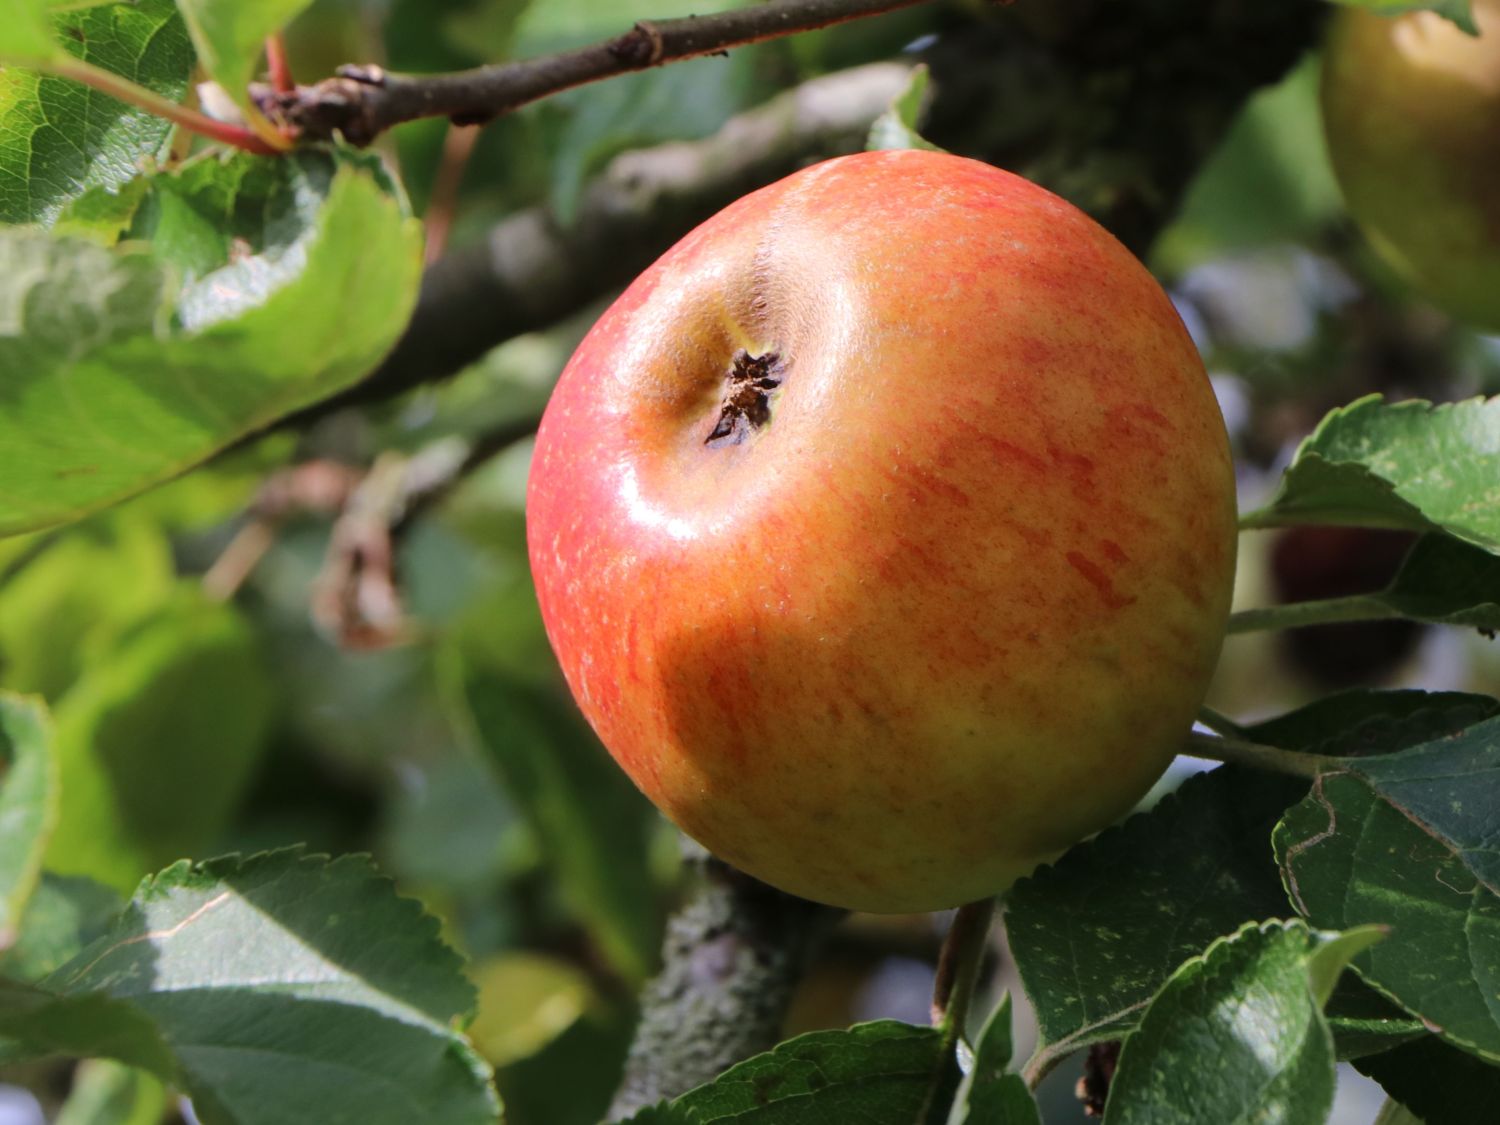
left=1322, top=0, right=1500, bottom=331
left=526, top=150, right=1236, bottom=913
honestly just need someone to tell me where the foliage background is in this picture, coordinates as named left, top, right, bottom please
left=0, top=0, right=1498, bottom=1122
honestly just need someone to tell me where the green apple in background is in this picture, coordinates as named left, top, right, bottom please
left=1322, top=0, right=1500, bottom=332
left=526, top=150, right=1237, bottom=913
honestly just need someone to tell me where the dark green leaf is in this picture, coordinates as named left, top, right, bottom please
left=0, top=976, right=176, bottom=1072
left=1101, top=921, right=1380, bottom=1125
left=0, top=0, right=192, bottom=225
left=443, top=582, right=661, bottom=983
left=674, top=1021, right=949, bottom=1125
left=1269, top=534, right=1500, bottom=631
left=1370, top=534, right=1500, bottom=628
left=0, top=849, right=500, bottom=1124
left=1356, top=1035, right=1500, bottom=1125
left=946, top=994, right=1040, bottom=1125
left=1008, top=766, right=1304, bottom=1072
left=46, top=590, right=274, bottom=892
left=1275, top=717, right=1500, bottom=1060
left=1245, top=689, right=1500, bottom=758
left=613, top=1104, right=701, bottom=1125
left=1324, top=975, right=1426, bottom=1060
left=0, top=149, right=423, bottom=537
left=1327, top=1, right=1478, bottom=35
left=1352, top=717, right=1500, bottom=890
left=1241, top=396, right=1500, bottom=553
left=0, top=694, right=55, bottom=938
left=1009, top=691, right=1478, bottom=1076
left=867, top=65, right=943, bottom=153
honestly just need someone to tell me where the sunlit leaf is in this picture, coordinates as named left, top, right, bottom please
left=0, top=694, right=55, bottom=940
left=1102, top=921, right=1380, bottom=1124
left=0, top=149, right=422, bottom=537
left=0, top=849, right=501, bottom=1124
left=174, top=0, right=312, bottom=113
left=0, top=0, right=192, bottom=225
left=1242, top=396, right=1500, bottom=553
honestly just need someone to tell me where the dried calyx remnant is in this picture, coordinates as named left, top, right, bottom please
left=706, top=349, right=784, bottom=446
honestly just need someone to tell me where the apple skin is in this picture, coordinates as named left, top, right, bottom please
left=1322, top=0, right=1500, bottom=332
left=526, top=150, right=1236, bottom=913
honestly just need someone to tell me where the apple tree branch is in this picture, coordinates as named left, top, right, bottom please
left=606, top=844, right=843, bottom=1120
left=258, top=0, right=945, bottom=146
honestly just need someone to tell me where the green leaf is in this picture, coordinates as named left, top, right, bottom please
left=0, top=149, right=423, bottom=537
left=1245, top=688, right=1500, bottom=758
left=1364, top=533, right=1500, bottom=629
left=1242, top=396, right=1500, bottom=553
left=0, top=848, right=500, bottom=1124
left=0, top=0, right=193, bottom=225
left=866, top=64, right=943, bottom=153
left=467, top=952, right=596, bottom=1068
left=0, top=872, right=120, bottom=982
left=1152, top=54, right=1340, bottom=273
left=946, top=994, right=1040, bottom=1125
left=1326, top=1, right=1478, bottom=36
left=515, top=0, right=713, bottom=47
left=1011, top=691, right=1481, bottom=1077
left=442, top=582, right=661, bottom=983
left=174, top=0, right=312, bottom=113
left=614, top=1105, right=701, bottom=1125
left=0, top=0, right=65, bottom=65
left=1275, top=715, right=1500, bottom=1061
left=1324, top=975, right=1426, bottom=1061
left=513, top=1, right=771, bottom=222
left=1101, top=921, right=1381, bottom=1125
left=0, top=694, right=55, bottom=940
left=51, top=177, right=152, bottom=245
left=1356, top=1034, right=1500, bottom=1125
left=55, top=1059, right=168, bottom=1125
left=672, top=1021, right=949, bottom=1125
left=1008, top=766, right=1305, bottom=1071
left=0, top=518, right=175, bottom=699
left=46, top=590, right=274, bottom=892
left=539, top=51, right=773, bottom=225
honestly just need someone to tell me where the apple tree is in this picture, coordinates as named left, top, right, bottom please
left=0, top=0, right=1496, bottom=1123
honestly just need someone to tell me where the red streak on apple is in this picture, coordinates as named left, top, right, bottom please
left=527, top=150, right=1237, bottom=912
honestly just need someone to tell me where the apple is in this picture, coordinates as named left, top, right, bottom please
left=1321, top=0, right=1500, bottom=332
left=526, top=150, right=1237, bottom=913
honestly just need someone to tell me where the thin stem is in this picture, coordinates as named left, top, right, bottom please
left=931, top=898, right=995, bottom=1041
left=273, top=0, right=941, bottom=145
left=1195, top=705, right=1246, bottom=737
left=1182, top=732, right=1340, bottom=780
left=1238, top=508, right=1424, bottom=534
left=1373, top=1097, right=1421, bottom=1125
left=202, top=518, right=279, bottom=602
left=422, top=124, right=480, bottom=265
left=1228, top=595, right=1398, bottom=635
left=51, top=58, right=290, bottom=155
left=265, top=33, right=295, bottom=94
